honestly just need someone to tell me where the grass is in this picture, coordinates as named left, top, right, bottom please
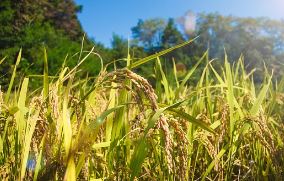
left=0, top=39, right=284, bottom=180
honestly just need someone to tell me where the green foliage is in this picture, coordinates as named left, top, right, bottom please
left=130, top=13, right=284, bottom=82
left=191, top=13, right=284, bottom=79
left=0, top=0, right=104, bottom=88
left=131, top=18, right=166, bottom=51
left=162, top=18, right=185, bottom=48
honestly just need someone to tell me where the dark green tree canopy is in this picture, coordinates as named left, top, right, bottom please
left=162, top=18, right=185, bottom=48
left=131, top=18, right=166, bottom=51
left=0, top=0, right=88, bottom=86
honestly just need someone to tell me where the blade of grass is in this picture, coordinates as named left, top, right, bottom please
left=202, top=143, right=229, bottom=181
left=63, top=47, right=95, bottom=81
left=73, top=105, right=126, bottom=153
left=13, top=77, right=29, bottom=179
left=75, top=153, right=86, bottom=178
left=33, top=134, right=46, bottom=181
left=43, top=48, right=49, bottom=102
left=172, top=58, right=179, bottom=88
left=5, top=49, right=22, bottom=103
left=250, top=75, right=272, bottom=116
left=167, top=108, right=215, bottom=133
left=62, top=76, right=74, bottom=157
left=0, top=56, right=6, bottom=65
left=156, top=57, right=171, bottom=104
left=105, top=83, right=117, bottom=142
left=175, top=51, right=207, bottom=100
left=21, top=107, right=40, bottom=180
left=64, top=155, right=76, bottom=181
left=129, top=36, right=199, bottom=69
left=224, top=53, right=235, bottom=137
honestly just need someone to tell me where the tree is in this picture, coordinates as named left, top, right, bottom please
left=0, top=0, right=96, bottom=87
left=161, top=18, right=188, bottom=73
left=131, top=13, right=284, bottom=82
left=179, top=12, right=284, bottom=80
left=162, top=18, right=185, bottom=48
left=111, top=34, right=128, bottom=60
left=131, top=18, right=166, bottom=52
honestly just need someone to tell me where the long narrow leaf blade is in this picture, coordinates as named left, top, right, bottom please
left=5, top=49, right=22, bottom=103
left=129, top=37, right=199, bottom=69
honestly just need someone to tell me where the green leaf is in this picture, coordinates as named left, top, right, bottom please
left=92, top=141, right=111, bottom=149
left=180, top=50, right=207, bottom=88
left=75, top=153, right=86, bottom=178
left=43, top=48, right=49, bottom=102
left=8, top=106, right=19, bottom=115
left=64, top=155, right=76, bottom=181
left=129, top=37, right=199, bottom=69
left=5, top=49, right=22, bottom=103
left=202, top=144, right=229, bottom=180
left=91, top=105, right=125, bottom=130
left=21, top=107, right=40, bottom=180
left=33, top=134, right=46, bottom=181
left=224, top=53, right=235, bottom=137
left=167, top=108, right=215, bottom=134
left=156, top=57, right=171, bottom=103
left=73, top=105, right=126, bottom=152
left=0, top=56, right=6, bottom=65
left=250, top=76, right=272, bottom=116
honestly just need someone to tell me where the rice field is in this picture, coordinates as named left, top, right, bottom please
left=0, top=40, right=284, bottom=180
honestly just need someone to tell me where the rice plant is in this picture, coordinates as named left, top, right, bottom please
left=0, top=39, right=284, bottom=180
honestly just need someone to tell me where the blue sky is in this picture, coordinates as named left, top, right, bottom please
left=75, top=0, right=284, bottom=47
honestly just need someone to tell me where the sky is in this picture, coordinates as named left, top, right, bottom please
left=74, top=0, right=284, bottom=47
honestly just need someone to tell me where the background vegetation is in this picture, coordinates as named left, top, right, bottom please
left=1, top=1, right=284, bottom=85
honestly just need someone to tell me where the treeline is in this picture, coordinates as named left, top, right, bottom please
left=128, top=13, right=284, bottom=82
left=1, top=1, right=284, bottom=87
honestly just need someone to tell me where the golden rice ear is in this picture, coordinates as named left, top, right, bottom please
left=98, top=68, right=207, bottom=175
left=168, top=116, right=189, bottom=180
